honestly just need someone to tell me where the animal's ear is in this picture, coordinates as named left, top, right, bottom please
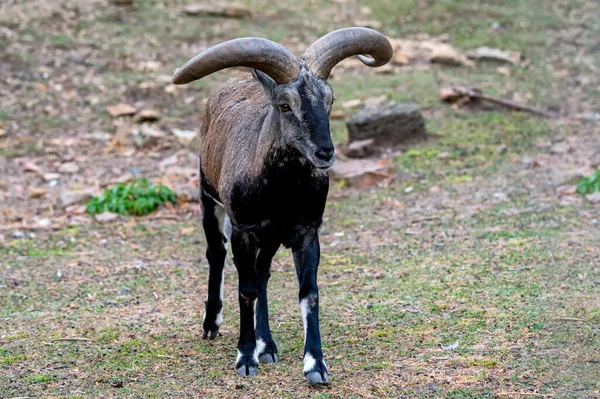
left=252, top=69, right=277, bottom=99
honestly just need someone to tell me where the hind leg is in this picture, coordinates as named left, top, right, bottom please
left=254, top=243, right=281, bottom=364
left=201, top=190, right=228, bottom=339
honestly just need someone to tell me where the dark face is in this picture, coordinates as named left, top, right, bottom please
left=254, top=68, right=335, bottom=170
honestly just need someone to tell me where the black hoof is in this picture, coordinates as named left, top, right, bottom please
left=259, top=353, right=278, bottom=364
left=202, top=328, right=219, bottom=340
left=237, top=364, right=258, bottom=377
left=306, top=371, right=329, bottom=386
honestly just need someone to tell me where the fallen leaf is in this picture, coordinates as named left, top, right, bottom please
left=134, top=109, right=160, bottom=122
left=171, top=128, right=198, bottom=143
left=180, top=227, right=195, bottom=235
left=59, top=162, right=80, bottom=174
left=29, top=188, right=47, bottom=199
left=106, top=103, right=137, bottom=117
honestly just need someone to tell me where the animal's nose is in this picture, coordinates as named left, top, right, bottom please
left=315, top=147, right=334, bottom=162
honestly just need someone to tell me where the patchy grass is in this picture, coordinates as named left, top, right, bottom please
left=1, top=0, right=599, bottom=397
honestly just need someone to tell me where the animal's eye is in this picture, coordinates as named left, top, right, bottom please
left=279, top=103, right=291, bottom=112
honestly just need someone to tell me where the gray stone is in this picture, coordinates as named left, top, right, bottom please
left=551, top=169, right=586, bottom=187
left=586, top=192, right=600, bottom=203
left=346, top=103, right=426, bottom=146
left=60, top=189, right=95, bottom=207
left=345, top=139, right=375, bottom=158
left=550, top=142, right=569, bottom=154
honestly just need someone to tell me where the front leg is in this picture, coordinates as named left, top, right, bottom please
left=231, top=229, right=259, bottom=377
left=292, top=230, right=329, bottom=385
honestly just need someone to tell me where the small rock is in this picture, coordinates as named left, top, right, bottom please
left=586, top=192, right=600, bottom=203
left=469, top=46, right=521, bottom=64
left=140, top=125, right=164, bottom=138
left=330, top=159, right=392, bottom=188
left=44, top=172, right=61, bottom=182
left=106, top=103, right=137, bottom=117
left=550, top=142, right=569, bottom=154
left=345, top=139, right=375, bottom=158
left=392, top=51, right=411, bottom=65
left=89, top=131, right=112, bottom=142
left=492, top=192, right=509, bottom=202
left=347, top=103, right=426, bottom=146
left=95, top=212, right=121, bottom=223
left=552, top=169, right=586, bottom=187
left=174, top=186, right=200, bottom=202
left=590, top=153, right=600, bottom=169
left=171, top=128, right=198, bottom=143
left=58, top=162, right=80, bottom=174
left=560, top=195, right=582, bottom=206
left=341, top=99, right=362, bottom=109
left=330, top=110, right=345, bottom=120
left=555, top=185, right=577, bottom=197
left=12, top=231, right=25, bottom=239
left=429, top=42, right=472, bottom=66
left=34, top=218, right=52, bottom=227
left=133, top=125, right=164, bottom=148
left=353, top=19, right=383, bottom=29
left=576, top=111, right=600, bottom=123
left=363, top=95, right=388, bottom=109
left=497, top=66, right=510, bottom=75
left=65, top=205, right=87, bottom=215
left=441, top=341, right=459, bottom=351
left=134, top=109, right=160, bottom=123
left=60, top=189, right=95, bottom=207
left=183, top=3, right=252, bottom=18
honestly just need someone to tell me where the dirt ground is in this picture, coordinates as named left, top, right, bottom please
left=1, top=0, right=599, bottom=398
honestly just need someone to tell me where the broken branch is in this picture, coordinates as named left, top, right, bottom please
left=440, top=86, right=554, bottom=118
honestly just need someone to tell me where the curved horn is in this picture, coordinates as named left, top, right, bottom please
left=301, top=27, right=393, bottom=80
left=172, top=37, right=299, bottom=85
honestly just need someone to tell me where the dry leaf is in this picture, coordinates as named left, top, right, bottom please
left=106, top=103, right=137, bottom=117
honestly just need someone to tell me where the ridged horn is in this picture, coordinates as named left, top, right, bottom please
left=172, top=37, right=299, bottom=85
left=301, top=27, right=393, bottom=79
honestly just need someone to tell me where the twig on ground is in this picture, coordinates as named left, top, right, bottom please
left=139, top=213, right=184, bottom=221
left=440, top=86, right=554, bottom=118
left=0, top=224, right=65, bottom=231
left=553, top=317, right=586, bottom=322
left=495, top=392, right=554, bottom=398
left=51, top=337, right=95, bottom=342
left=410, top=216, right=441, bottom=224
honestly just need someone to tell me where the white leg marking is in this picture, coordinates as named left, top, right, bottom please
left=215, top=310, right=223, bottom=327
left=303, top=352, right=316, bottom=373
left=215, top=206, right=226, bottom=234
left=254, top=338, right=266, bottom=362
left=223, top=214, right=232, bottom=242
left=215, top=268, right=224, bottom=327
left=253, top=298, right=258, bottom=330
left=236, top=349, right=243, bottom=364
left=300, top=298, right=310, bottom=348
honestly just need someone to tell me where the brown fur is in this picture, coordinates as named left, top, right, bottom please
left=200, top=74, right=279, bottom=217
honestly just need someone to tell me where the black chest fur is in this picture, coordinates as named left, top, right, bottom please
left=229, top=147, right=329, bottom=248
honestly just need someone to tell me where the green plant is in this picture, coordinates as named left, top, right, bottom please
left=86, top=179, right=176, bottom=216
left=576, top=170, right=600, bottom=196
